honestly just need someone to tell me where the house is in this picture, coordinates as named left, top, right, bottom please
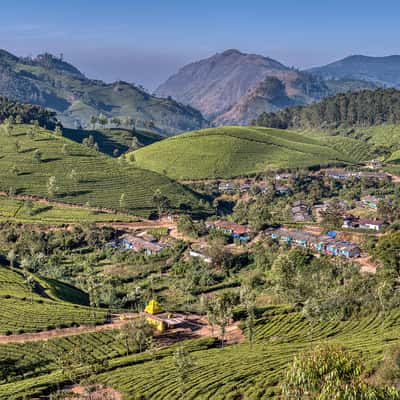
left=189, top=249, right=212, bottom=264
left=291, top=201, right=312, bottom=222
left=343, top=215, right=384, bottom=231
left=121, top=235, right=167, bottom=255
left=218, top=183, right=236, bottom=192
left=275, top=173, right=292, bottom=181
left=275, top=186, right=291, bottom=196
left=357, top=218, right=384, bottom=231
left=239, top=183, right=251, bottom=192
left=269, top=229, right=361, bottom=258
left=325, top=169, right=360, bottom=180
left=367, top=159, right=383, bottom=169
left=207, top=220, right=250, bottom=241
left=361, top=196, right=380, bottom=210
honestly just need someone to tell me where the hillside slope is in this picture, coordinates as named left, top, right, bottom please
left=0, top=124, right=206, bottom=216
left=156, top=49, right=330, bottom=124
left=127, top=126, right=364, bottom=179
left=308, top=55, right=400, bottom=87
left=0, top=50, right=208, bottom=135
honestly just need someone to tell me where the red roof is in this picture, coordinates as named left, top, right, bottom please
left=208, top=220, right=249, bottom=235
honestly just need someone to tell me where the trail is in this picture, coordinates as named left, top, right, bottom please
left=0, top=313, right=138, bottom=344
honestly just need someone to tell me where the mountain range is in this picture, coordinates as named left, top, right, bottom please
left=157, top=50, right=399, bottom=126
left=2, top=48, right=400, bottom=131
left=0, top=50, right=208, bottom=135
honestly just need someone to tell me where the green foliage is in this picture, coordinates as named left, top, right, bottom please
left=254, top=88, right=400, bottom=130
left=0, top=123, right=207, bottom=217
left=129, top=126, right=359, bottom=179
left=281, top=345, right=399, bottom=399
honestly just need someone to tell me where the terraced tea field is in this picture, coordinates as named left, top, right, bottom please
left=129, top=126, right=363, bottom=179
left=2, top=307, right=398, bottom=399
left=0, top=267, right=107, bottom=335
left=0, top=124, right=206, bottom=217
left=0, top=196, right=138, bottom=224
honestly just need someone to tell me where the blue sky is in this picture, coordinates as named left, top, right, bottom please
left=1, top=0, right=400, bottom=90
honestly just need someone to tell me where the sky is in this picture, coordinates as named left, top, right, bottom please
left=1, top=0, right=400, bottom=91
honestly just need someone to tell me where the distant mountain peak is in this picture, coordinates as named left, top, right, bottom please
left=156, top=50, right=328, bottom=124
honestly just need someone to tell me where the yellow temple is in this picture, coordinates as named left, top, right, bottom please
left=144, top=299, right=165, bottom=331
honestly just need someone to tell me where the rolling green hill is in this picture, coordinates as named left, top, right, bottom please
left=0, top=124, right=207, bottom=217
left=127, top=126, right=367, bottom=180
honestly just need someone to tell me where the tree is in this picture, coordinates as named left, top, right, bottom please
left=208, top=296, right=234, bottom=348
left=33, top=149, right=42, bottom=163
left=320, top=200, right=343, bottom=231
left=173, top=345, right=194, bottom=400
left=281, top=345, right=400, bottom=399
left=130, top=136, right=141, bottom=150
left=14, top=140, right=21, bottom=153
left=152, top=189, right=170, bottom=218
left=61, top=144, right=69, bottom=156
left=47, top=176, right=59, bottom=199
left=7, top=249, right=17, bottom=268
left=119, top=193, right=126, bottom=210
left=90, top=115, right=97, bottom=130
left=98, top=114, right=108, bottom=128
left=375, top=232, right=400, bottom=275
left=54, top=126, right=62, bottom=136
left=240, top=285, right=256, bottom=349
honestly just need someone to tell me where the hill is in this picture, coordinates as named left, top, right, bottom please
left=127, top=126, right=367, bottom=180
left=156, top=49, right=330, bottom=124
left=0, top=50, right=208, bottom=135
left=0, top=123, right=207, bottom=217
left=308, top=55, right=400, bottom=87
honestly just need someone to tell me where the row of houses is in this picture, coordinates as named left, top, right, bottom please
left=324, top=169, right=390, bottom=181
left=218, top=182, right=268, bottom=193
left=269, top=228, right=361, bottom=258
left=206, top=220, right=250, bottom=241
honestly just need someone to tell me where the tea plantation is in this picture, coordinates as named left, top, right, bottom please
left=0, top=266, right=107, bottom=335
left=1, top=307, right=399, bottom=399
left=0, top=124, right=206, bottom=217
left=128, top=126, right=368, bottom=179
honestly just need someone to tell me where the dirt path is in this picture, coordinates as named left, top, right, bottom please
left=65, top=384, right=122, bottom=400
left=0, top=313, right=138, bottom=344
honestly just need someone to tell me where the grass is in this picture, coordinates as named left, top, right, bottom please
left=128, top=126, right=363, bottom=180
left=0, top=196, right=139, bottom=224
left=0, top=266, right=107, bottom=334
left=0, top=124, right=207, bottom=217
left=1, top=307, right=399, bottom=399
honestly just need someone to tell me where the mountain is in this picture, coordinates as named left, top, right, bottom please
left=156, top=49, right=332, bottom=125
left=126, top=126, right=370, bottom=180
left=308, top=55, right=400, bottom=87
left=0, top=50, right=208, bottom=135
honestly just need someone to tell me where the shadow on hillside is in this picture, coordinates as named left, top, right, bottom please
left=59, top=190, right=92, bottom=198
left=20, top=148, right=35, bottom=154
left=17, top=172, right=32, bottom=176
left=42, top=157, right=62, bottom=163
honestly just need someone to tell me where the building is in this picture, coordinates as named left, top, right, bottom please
left=269, top=228, right=361, bottom=258
left=189, top=249, right=212, bottom=264
left=121, top=235, right=167, bottom=255
left=367, top=159, right=383, bottom=169
left=357, top=218, right=384, bottom=231
left=275, top=186, right=291, bottom=196
left=218, top=183, right=236, bottom=192
left=361, top=196, right=380, bottom=210
left=239, top=183, right=251, bottom=192
left=142, top=300, right=185, bottom=332
left=291, top=201, right=312, bottom=222
left=206, top=220, right=250, bottom=241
